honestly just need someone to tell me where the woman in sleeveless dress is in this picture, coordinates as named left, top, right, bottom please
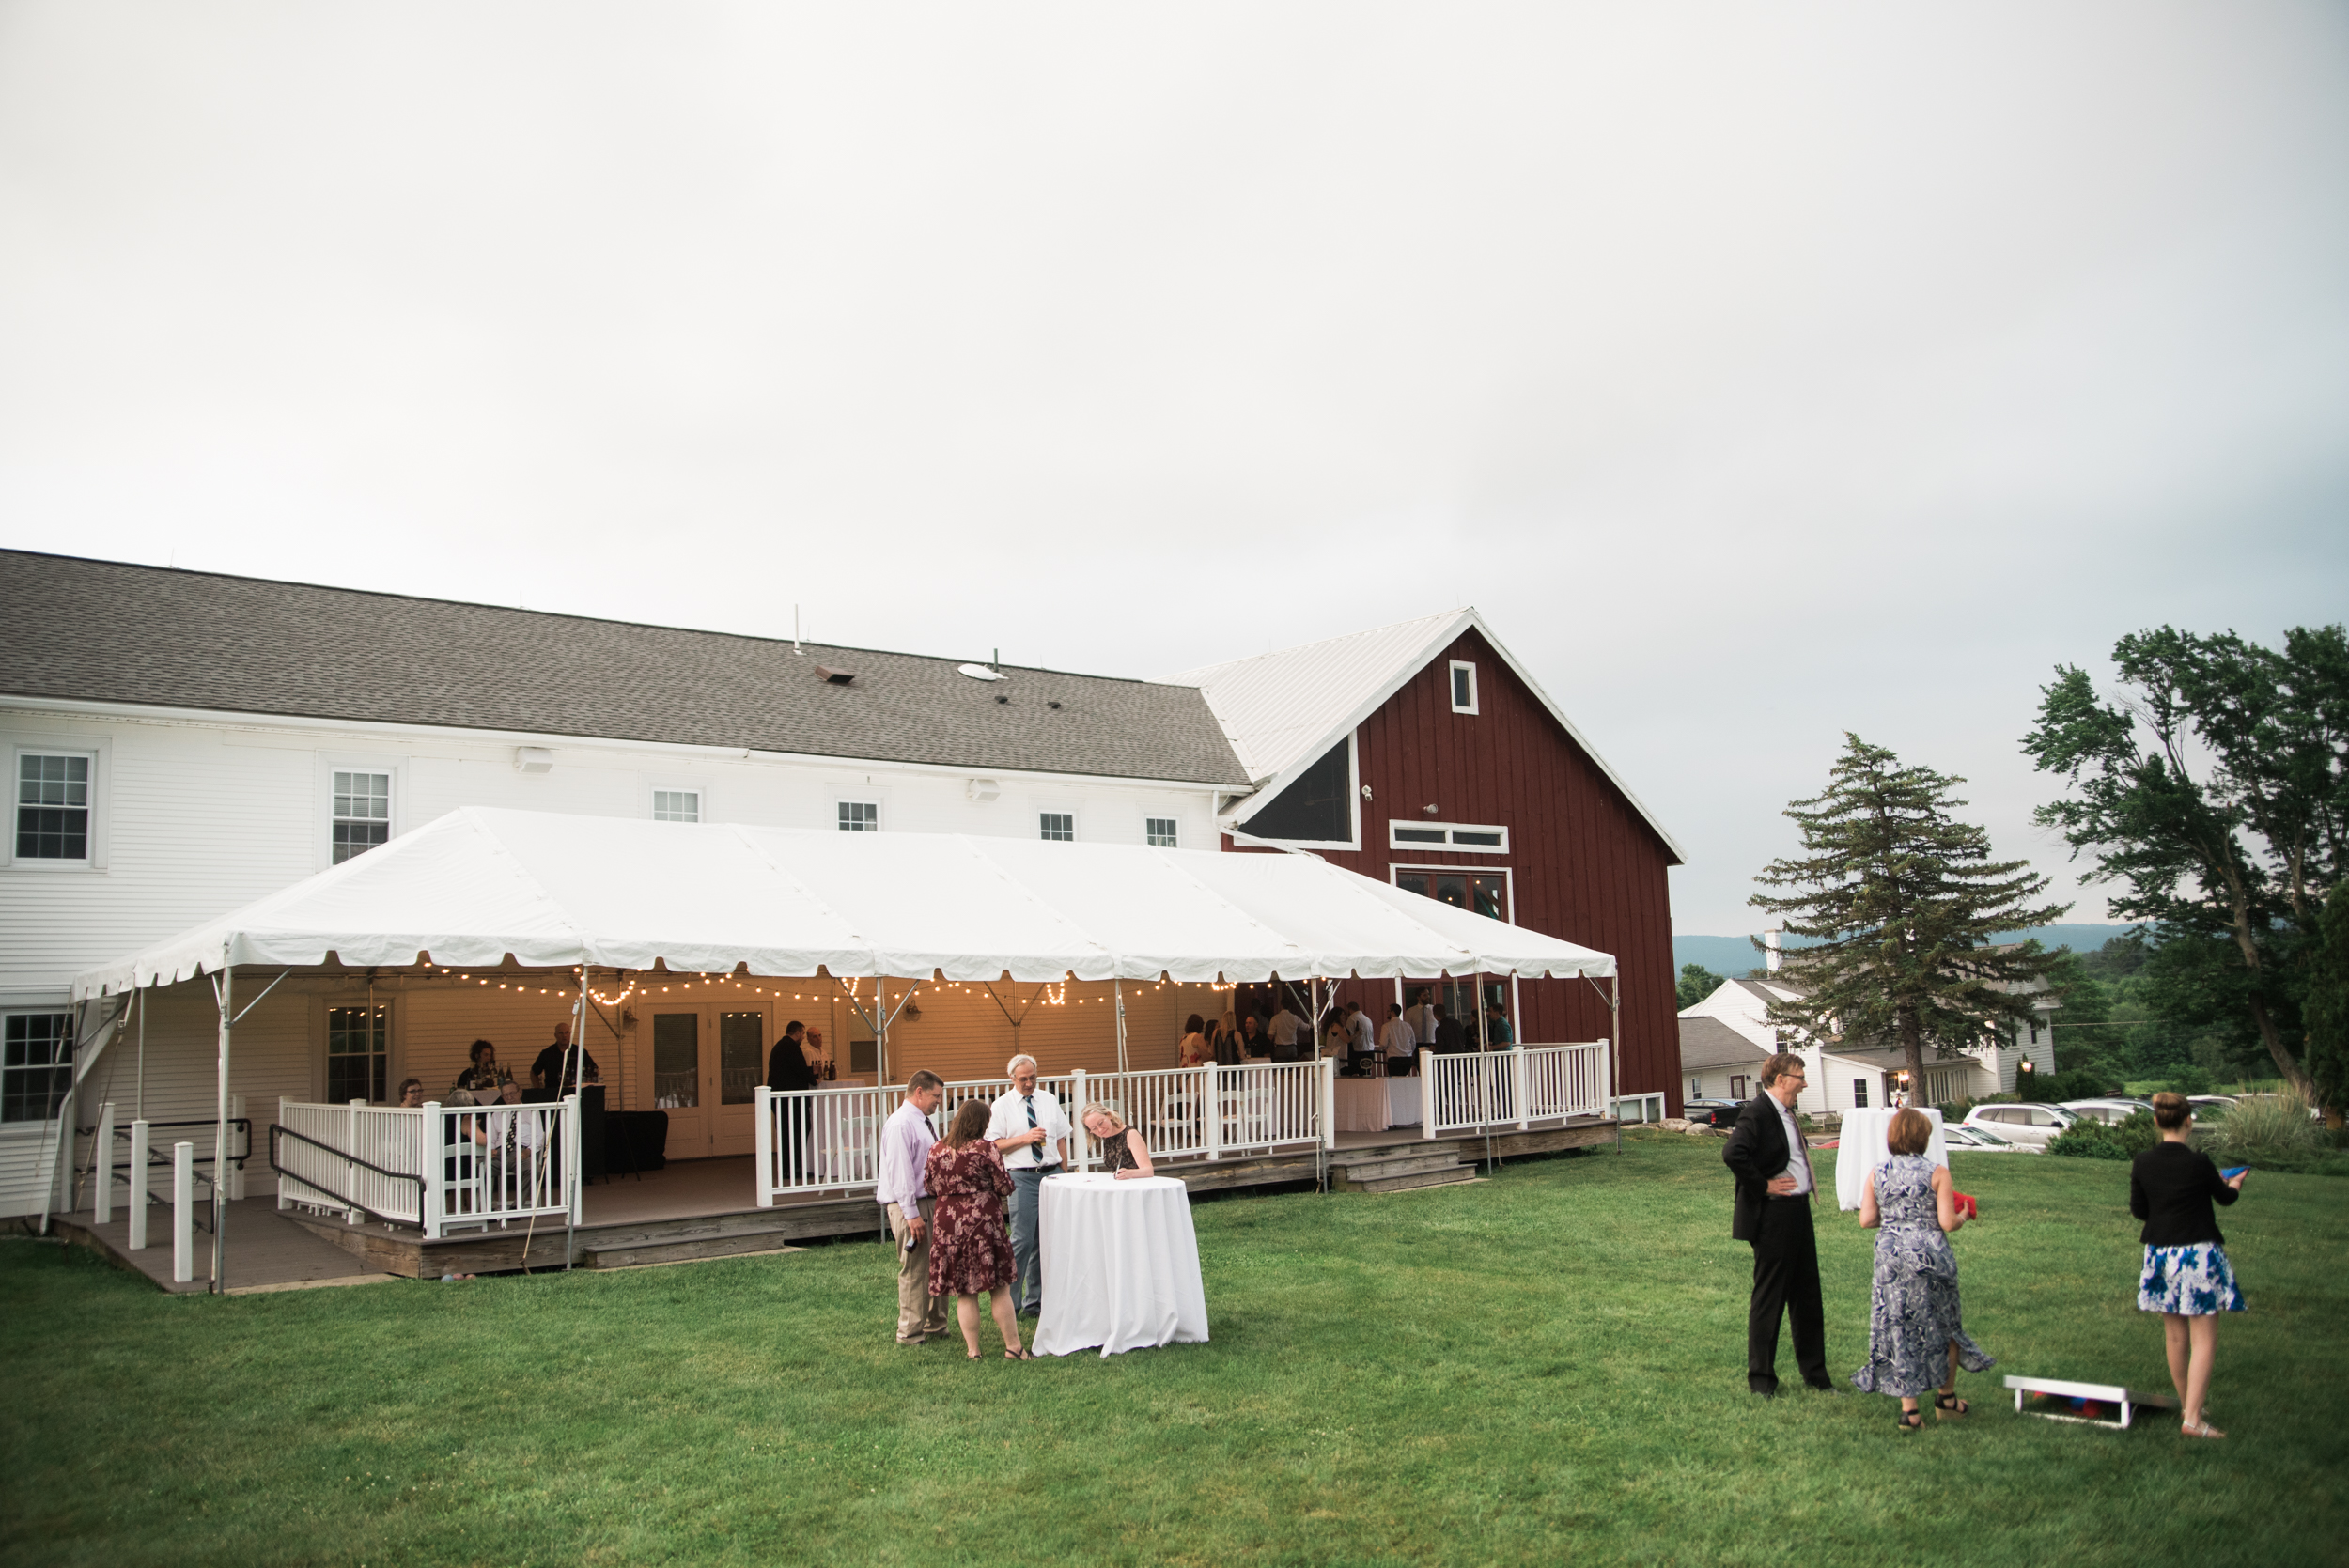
left=1081, top=1104, right=1155, bottom=1178
left=1177, top=1014, right=1210, bottom=1069
left=1853, top=1108, right=1994, bottom=1431
left=924, top=1100, right=1032, bottom=1360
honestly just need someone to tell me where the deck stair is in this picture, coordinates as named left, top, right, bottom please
left=575, top=1207, right=851, bottom=1268
left=1330, top=1141, right=1479, bottom=1194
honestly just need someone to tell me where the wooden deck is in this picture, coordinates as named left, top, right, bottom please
left=51, top=1197, right=400, bottom=1296
left=60, top=1117, right=1619, bottom=1285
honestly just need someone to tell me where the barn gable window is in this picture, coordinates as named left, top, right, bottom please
left=1233, top=737, right=1356, bottom=846
left=654, top=790, right=701, bottom=823
left=1449, top=660, right=1479, bottom=714
left=1145, top=816, right=1178, bottom=848
left=839, top=800, right=879, bottom=831
left=1039, top=812, right=1075, bottom=842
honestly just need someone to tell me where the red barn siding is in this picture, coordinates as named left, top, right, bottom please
left=1226, top=628, right=1681, bottom=1112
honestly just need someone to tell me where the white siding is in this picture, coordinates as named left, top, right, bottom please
left=0, top=698, right=1223, bottom=1215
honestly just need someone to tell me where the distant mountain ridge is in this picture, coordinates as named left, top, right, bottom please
left=1672, top=924, right=2141, bottom=981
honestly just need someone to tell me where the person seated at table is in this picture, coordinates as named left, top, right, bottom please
left=1177, top=1014, right=1210, bottom=1068
left=1237, top=1013, right=1269, bottom=1061
left=457, top=1039, right=506, bottom=1093
left=924, top=1100, right=1032, bottom=1360
left=396, top=1078, right=425, bottom=1108
left=1081, top=1104, right=1155, bottom=1179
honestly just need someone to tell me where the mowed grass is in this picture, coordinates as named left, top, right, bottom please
left=4, top=1132, right=2343, bottom=1568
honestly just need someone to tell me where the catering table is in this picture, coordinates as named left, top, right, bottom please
left=1331, top=1075, right=1424, bottom=1132
left=1032, top=1173, right=1209, bottom=1358
left=1832, top=1107, right=1948, bottom=1211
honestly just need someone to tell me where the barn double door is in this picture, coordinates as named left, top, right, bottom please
left=646, top=1004, right=769, bottom=1158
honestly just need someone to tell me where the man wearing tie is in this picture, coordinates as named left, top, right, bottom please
left=1722, top=1052, right=1832, bottom=1397
left=985, top=1053, right=1070, bottom=1319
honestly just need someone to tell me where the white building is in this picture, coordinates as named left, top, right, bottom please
left=1677, top=970, right=2058, bottom=1116
left=0, top=551, right=1256, bottom=1214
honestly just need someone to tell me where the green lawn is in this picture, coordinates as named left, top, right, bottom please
left=5, top=1132, right=2342, bottom=1568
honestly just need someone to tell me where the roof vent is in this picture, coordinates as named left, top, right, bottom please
left=957, top=662, right=1002, bottom=682
left=968, top=777, right=1000, bottom=801
left=816, top=665, right=855, bottom=685
left=995, top=694, right=1009, bottom=705
left=514, top=746, right=554, bottom=774
left=1047, top=700, right=1062, bottom=710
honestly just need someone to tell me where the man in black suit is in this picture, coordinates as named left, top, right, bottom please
left=768, top=1019, right=819, bottom=1180
left=1721, top=1052, right=1830, bottom=1397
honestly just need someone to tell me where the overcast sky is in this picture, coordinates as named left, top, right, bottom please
left=4, top=3, right=2344, bottom=934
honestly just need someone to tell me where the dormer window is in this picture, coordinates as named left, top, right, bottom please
left=1449, top=660, right=1478, bottom=714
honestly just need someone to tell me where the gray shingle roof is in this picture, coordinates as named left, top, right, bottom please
left=0, top=551, right=1252, bottom=785
left=1678, top=1016, right=1770, bottom=1071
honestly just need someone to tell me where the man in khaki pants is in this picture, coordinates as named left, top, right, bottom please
left=874, top=1070, right=949, bottom=1344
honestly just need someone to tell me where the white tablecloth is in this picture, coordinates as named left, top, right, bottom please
left=1388, top=1076, right=1423, bottom=1126
left=1332, top=1077, right=1392, bottom=1132
left=1833, top=1108, right=1949, bottom=1211
left=1032, top=1173, right=1209, bottom=1358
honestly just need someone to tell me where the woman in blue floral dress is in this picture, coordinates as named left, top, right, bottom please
left=1852, top=1109, right=1995, bottom=1432
left=2131, top=1092, right=2247, bottom=1438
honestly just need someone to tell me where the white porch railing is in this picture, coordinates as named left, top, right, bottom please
left=754, top=1061, right=1334, bottom=1207
left=1419, top=1042, right=1611, bottom=1139
left=273, top=1097, right=581, bottom=1240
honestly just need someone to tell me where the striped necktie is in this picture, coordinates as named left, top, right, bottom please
left=1025, top=1094, right=1038, bottom=1167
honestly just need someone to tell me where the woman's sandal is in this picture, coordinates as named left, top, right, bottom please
left=1896, top=1409, right=1923, bottom=1434
left=1003, top=1347, right=1034, bottom=1361
left=2181, top=1420, right=2226, bottom=1439
left=1934, top=1392, right=1970, bottom=1418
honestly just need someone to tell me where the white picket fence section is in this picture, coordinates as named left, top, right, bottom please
left=273, top=1096, right=581, bottom=1239
left=755, top=1060, right=1336, bottom=1206
left=1418, top=1042, right=1610, bottom=1139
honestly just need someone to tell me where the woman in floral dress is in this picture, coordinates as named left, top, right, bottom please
left=1852, top=1108, right=1995, bottom=1431
left=924, top=1099, right=1031, bottom=1360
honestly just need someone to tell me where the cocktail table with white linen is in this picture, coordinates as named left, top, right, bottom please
left=1031, top=1173, right=1209, bottom=1358
left=1834, top=1107, right=1949, bottom=1211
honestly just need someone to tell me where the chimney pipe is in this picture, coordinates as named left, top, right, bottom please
left=1765, top=928, right=1782, bottom=974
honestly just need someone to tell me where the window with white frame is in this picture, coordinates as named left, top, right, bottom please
left=653, top=790, right=701, bottom=823
left=326, top=1004, right=387, bottom=1104
left=1852, top=1079, right=1868, bottom=1109
left=2, top=1012, right=75, bottom=1123
left=16, top=753, right=91, bottom=861
left=1387, top=820, right=1508, bottom=853
left=1449, top=660, right=1479, bottom=714
left=332, top=771, right=391, bottom=863
left=1144, top=816, right=1178, bottom=848
left=1039, top=811, right=1074, bottom=842
left=838, top=800, right=879, bottom=832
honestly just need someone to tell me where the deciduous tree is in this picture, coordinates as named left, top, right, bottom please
left=1750, top=736, right=2070, bottom=1092
left=2024, top=625, right=2349, bottom=1108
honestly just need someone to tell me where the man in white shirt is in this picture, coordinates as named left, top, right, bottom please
left=1378, top=1003, right=1419, bottom=1074
left=984, top=1054, right=1070, bottom=1318
left=875, top=1070, right=950, bottom=1345
left=1403, top=989, right=1436, bottom=1048
left=1345, top=1002, right=1377, bottom=1067
left=1266, top=1003, right=1303, bottom=1063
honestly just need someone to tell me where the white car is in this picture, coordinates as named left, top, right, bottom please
left=1959, top=1102, right=2077, bottom=1150
left=2058, top=1097, right=2155, bottom=1126
left=1943, top=1123, right=2033, bottom=1153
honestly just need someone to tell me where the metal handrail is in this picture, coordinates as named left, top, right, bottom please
left=269, top=1123, right=426, bottom=1230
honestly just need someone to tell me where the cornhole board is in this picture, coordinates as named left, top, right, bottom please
left=2003, top=1375, right=2179, bottom=1430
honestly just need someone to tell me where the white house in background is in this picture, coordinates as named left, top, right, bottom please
left=1678, top=1016, right=1769, bottom=1104
left=1676, top=970, right=2058, bottom=1115
left=0, top=551, right=1255, bottom=1216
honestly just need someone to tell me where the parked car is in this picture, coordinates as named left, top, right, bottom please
left=2058, top=1098, right=2155, bottom=1126
left=1681, top=1098, right=1745, bottom=1128
left=1943, top=1123, right=2032, bottom=1153
left=1959, top=1102, right=2077, bottom=1150
left=2186, top=1094, right=2239, bottom=1118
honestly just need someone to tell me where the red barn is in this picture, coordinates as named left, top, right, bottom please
left=1174, top=612, right=1685, bottom=1114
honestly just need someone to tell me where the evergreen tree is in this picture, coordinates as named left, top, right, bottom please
left=1676, top=963, right=1726, bottom=1011
left=1750, top=735, right=2072, bottom=1093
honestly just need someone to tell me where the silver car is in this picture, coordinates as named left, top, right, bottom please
left=2058, top=1097, right=2155, bottom=1126
left=1943, top=1123, right=2033, bottom=1153
left=1959, top=1102, right=2077, bottom=1149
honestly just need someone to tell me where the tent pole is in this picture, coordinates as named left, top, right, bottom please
left=1611, top=972, right=1622, bottom=1154
left=212, top=958, right=232, bottom=1294
left=135, top=983, right=146, bottom=1121
left=568, top=966, right=587, bottom=1271
left=1113, top=978, right=1128, bottom=1074
left=875, top=976, right=887, bottom=1086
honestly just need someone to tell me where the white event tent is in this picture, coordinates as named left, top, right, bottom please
left=63, top=807, right=1618, bottom=1282
left=73, top=805, right=1616, bottom=994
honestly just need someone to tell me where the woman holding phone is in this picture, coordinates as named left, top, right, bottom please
left=2131, top=1092, right=2247, bottom=1438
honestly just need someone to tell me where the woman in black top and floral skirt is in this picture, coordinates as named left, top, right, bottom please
left=2130, top=1092, right=2248, bottom=1438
